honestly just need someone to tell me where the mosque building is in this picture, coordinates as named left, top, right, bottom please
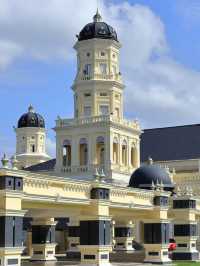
left=1, top=10, right=200, bottom=266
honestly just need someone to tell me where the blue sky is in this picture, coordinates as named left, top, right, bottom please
left=1, top=0, right=200, bottom=158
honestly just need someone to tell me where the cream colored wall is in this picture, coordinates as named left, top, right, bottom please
left=73, top=38, right=123, bottom=119
left=54, top=33, right=141, bottom=184
left=16, top=127, right=50, bottom=168
left=55, top=121, right=140, bottom=183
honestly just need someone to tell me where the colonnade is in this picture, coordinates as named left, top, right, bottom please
left=60, top=135, right=139, bottom=172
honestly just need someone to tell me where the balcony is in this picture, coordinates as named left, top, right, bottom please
left=76, top=73, right=122, bottom=83
left=55, top=115, right=140, bottom=131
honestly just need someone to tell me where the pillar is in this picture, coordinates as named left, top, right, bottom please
left=55, top=218, right=68, bottom=253
left=172, top=196, right=199, bottom=261
left=143, top=193, right=171, bottom=263
left=66, top=218, right=80, bottom=259
left=114, top=221, right=134, bottom=251
left=135, top=220, right=143, bottom=244
left=111, top=220, right=116, bottom=249
left=143, top=220, right=171, bottom=263
left=79, top=217, right=112, bottom=266
left=0, top=174, right=25, bottom=266
left=79, top=186, right=112, bottom=266
left=22, top=217, right=33, bottom=257
left=31, top=218, right=57, bottom=261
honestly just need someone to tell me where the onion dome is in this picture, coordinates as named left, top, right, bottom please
left=129, top=158, right=174, bottom=191
left=78, top=9, right=118, bottom=42
left=17, top=105, right=45, bottom=128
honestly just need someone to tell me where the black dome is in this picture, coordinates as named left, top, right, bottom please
left=78, top=10, right=118, bottom=42
left=129, top=161, right=174, bottom=191
left=18, top=105, right=45, bottom=128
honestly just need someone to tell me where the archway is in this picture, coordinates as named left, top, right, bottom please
left=63, top=140, right=71, bottom=167
left=131, top=145, right=138, bottom=168
left=122, top=140, right=127, bottom=166
left=79, top=138, right=88, bottom=166
left=96, top=136, right=105, bottom=165
left=113, top=137, right=119, bottom=164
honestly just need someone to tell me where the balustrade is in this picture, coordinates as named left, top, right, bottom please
left=76, top=73, right=122, bottom=82
left=61, top=164, right=105, bottom=175
left=56, top=115, right=140, bottom=130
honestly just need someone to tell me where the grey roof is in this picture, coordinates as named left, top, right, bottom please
left=129, top=164, right=173, bottom=191
left=18, top=105, right=45, bottom=128
left=24, top=159, right=56, bottom=172
left=78, top=21, right=118, bottom=42
left=141, top=124, right=200, bottom=162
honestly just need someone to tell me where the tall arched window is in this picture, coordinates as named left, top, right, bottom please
left=63, top=140, right=71, bottom=167
left=79, top=138, right=88, bottom=166
left=122, top=140, right=127, bottom=166
left=131, top=145, right=138, bottom=168
left=96, top=136, right=105, bottom=165
left=113, top=137, right=119, bottom=164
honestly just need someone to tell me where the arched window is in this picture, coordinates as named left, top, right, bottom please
left=79, top=138, right=88, bottom=166
left=113, top=137, right=119, bottom=164
left=122, top=140, right=127, bottom=166
left=96, top=136, right=105, bottom=165
left=131, top=145, right=138, bottom=168
left=63, top=140, right=71, bottom=167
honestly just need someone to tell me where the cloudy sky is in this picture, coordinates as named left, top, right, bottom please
left=1, top=0, right=200, bottom=158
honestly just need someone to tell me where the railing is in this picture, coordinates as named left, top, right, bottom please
left=61, top=163, right=134, bottom=176
left=56, top=115, right=140, bottom=130
left=61, top=164, right=105, bottom=175
left=76, top=73, right=122, bottom=82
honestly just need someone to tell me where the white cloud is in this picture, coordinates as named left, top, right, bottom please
left=0, top=0, right=200, bottom=128
left=0, top=40, right=22, bottom=70
left=0, top=0, right=97, bottom=67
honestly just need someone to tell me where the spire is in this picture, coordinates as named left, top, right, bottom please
left=28, top=104, right=35, bottom=113
left=93, top=9, right=102, bottom=22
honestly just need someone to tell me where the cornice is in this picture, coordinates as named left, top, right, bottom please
left=23, top=193, right=90, bottom=205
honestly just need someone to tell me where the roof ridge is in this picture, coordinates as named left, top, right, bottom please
left=144, top=123, right=200, bottom=131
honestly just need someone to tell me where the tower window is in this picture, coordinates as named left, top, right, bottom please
left=31, top=145, right=35, bottom=153
left=101, top=51, right=105, bottom=56
left=100, top=92, right=107, bottom=97
left=86, top=52, right=90, bottom=57
left=31, top=136, right=35, bottom=139
left=84, top=93, right=91, bottom=97
left=100, top=105, right=109, bottom=115
left=115, top=107, right=120, bottom=118
left=84, top=106, right=91, bottom=117
left=100, top=64, right=107, bottom=74
left=83, top=64, right=91, bottom=76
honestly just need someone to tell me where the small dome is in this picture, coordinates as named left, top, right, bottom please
left=78, top=10, right=118, bottom=42
left=129, top=159, right=174, bottom=191
left=17, top=105, right=45, bottom=128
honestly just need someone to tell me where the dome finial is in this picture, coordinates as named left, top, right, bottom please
left=93, top=8, right=102, bottom=22
left=148, top=156, right=153, bottom=165
left=28, top=104, right=35, bottom=113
